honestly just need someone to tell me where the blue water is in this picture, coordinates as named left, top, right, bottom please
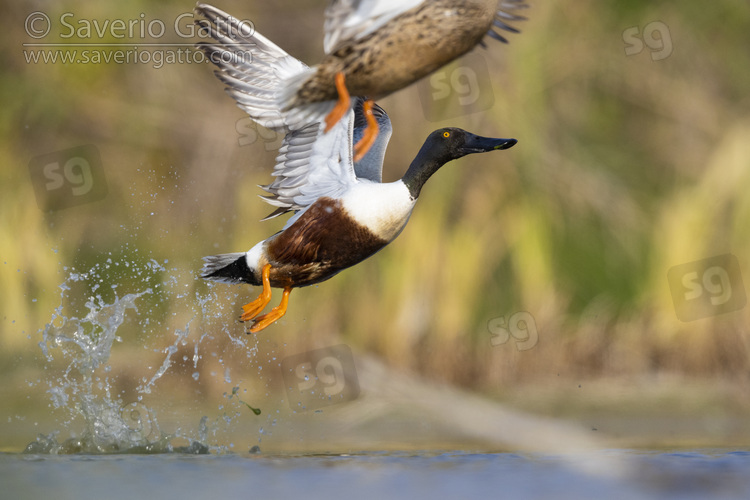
left=3, top=450, right=750, bottom=500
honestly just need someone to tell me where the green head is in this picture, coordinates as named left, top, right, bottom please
left=402, top=128, right=517, bottom=199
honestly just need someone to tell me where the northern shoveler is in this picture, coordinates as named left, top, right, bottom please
left=196, top=5, right=518, bottom=333
left=196, top=0, right=526, bottom=161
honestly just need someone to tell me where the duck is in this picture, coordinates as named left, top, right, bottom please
left=194, top=0, right=526, bottom=161
left=195, top=5, right=518, bottom=333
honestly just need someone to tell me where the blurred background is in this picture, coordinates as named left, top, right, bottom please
left=2, top=0, right=750, bottom=453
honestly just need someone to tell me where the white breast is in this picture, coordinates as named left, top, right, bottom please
left=340, top=180, right=416, bottom=242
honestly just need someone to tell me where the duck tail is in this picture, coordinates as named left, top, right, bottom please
left=194, top=3, right=324, bottom=131
left=487, top=0, right=528, bottom=44
left=201, top=252, right=254, bottom=284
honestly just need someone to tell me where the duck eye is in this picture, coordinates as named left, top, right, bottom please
left=442, top=131, right=450, bottom=138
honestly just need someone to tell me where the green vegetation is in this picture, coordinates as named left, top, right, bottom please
left=2, top=0, right=750, bottom=450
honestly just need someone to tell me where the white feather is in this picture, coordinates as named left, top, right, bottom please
left=324, top=0, right=424, bottom=54
left=245, top=240, right=266, bottom=271
left=340, top=180, right=416, bottom=242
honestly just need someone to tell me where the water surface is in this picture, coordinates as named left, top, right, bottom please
left=3, top=449, right=750, bottom=500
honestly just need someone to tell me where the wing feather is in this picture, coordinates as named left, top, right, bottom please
left=323, top=0, right=423, bottom=54
left=196, top=3, right=384, bottom=223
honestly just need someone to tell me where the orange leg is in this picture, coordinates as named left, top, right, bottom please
left=324, top=72, right=351, bottom=133
left=240, top=264, right=272, bottom=322
left=250, top=287, right=292, bottom=333
left=353, top=99, right=379, bottom=162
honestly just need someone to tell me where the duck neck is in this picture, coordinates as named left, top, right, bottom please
left=401, top=148, right=446, bottom=200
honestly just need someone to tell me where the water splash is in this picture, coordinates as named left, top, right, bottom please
left=138, top=321, right=192, bottom=395
left=23, top=246, right=279, bottom=456
left=25, top=256, right=220, bottom=454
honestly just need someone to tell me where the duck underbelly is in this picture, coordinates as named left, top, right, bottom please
left=302, top=1, right=494, bottom=102
left=266, top=249, right=383, bottom=288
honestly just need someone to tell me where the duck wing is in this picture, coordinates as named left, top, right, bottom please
left=259, top=113, right=358, bottom=225
left=262, top=97, right=391, bottom=223
left=195, top=4, right=368, bottom=224
left=195, top=3, right=318, bottom=132
left=351, top=97, right=391, bottom=183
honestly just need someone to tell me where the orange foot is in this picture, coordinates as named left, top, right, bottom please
left=250, top=287, right=292, bottom=333
left=353, top=99, right=379, bottom=162
left=240, top=264, right=272, bottom=322
left=324, top=72, right=350, bottom=133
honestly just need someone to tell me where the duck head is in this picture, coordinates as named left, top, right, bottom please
left=402, top=128, right=517, bottom=199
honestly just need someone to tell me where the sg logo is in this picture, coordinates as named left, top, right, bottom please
left=418, top=52, right=494, bottom=121
left=667, top=254, right=746, bottom=321
left=623, top=21, right=673, bottom=61
left=28, top=144, right=107, bottom=211
left=280, top=344, right=360, bottom=410
left=236, top=111, right=287, bottom=151
left=488, top=311, right=539, bottom=351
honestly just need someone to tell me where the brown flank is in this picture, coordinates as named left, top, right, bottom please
left=264, top=197, right=388, bottom=288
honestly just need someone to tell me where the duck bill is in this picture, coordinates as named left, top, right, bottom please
left=460, top=134, right=517, bottom=155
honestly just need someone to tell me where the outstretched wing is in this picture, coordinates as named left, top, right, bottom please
left=195, top=3, right=318, bottom=132
left=261, top=97, right=391, bottom=224
left=195, top=3, right=361, bottom=222
left=259, top=113, right=358, bottom=224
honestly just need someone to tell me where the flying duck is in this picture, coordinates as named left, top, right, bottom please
left=195, top=5, right=518, bottom=333
left=196, top=0, right=526, bottom=162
